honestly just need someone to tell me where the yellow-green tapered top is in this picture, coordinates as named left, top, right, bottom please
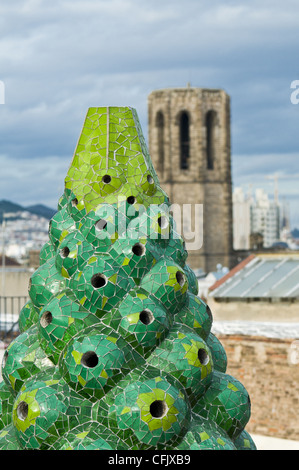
left=64, top=107, right=167, bottom=213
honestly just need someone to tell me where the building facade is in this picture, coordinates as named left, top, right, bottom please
left=233, top=187, right=281, bottom=250
left=148, top=86, right=233, bottom=273
left=250, top=189, right=280, bottom=248
left=233, top=187, right=251, bottom=250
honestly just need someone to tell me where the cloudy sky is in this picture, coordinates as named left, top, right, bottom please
left=0, top=0, right=299, bottom=227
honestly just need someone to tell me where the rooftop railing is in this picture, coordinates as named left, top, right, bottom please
left=0, top=296, right=28, bottom=342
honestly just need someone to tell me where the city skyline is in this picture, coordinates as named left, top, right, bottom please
left=0, top=1, right=299, bottom=226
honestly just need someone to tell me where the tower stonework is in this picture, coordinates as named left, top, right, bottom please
left=148, top=87, right=233, bottom=273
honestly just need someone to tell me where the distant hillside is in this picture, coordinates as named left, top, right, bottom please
left=291, top=228, right=299, bottom=239
left=25, top=204, right=57, bottom=220
left=0, top=200, right=24, bottom=214
left=0, top=199, right=56, bottom=221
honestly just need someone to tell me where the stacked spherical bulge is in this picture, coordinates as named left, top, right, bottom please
left=11, top=368, right=95, bottom=450
left=175, top=417, right=236, bottom=450
left=102, top=288, right=172, bottom=356
left=28, top=258, right=66, bottom=310
left=79, top=203, right=125, bottom=252
left=193, top=370, right=251, bottom=440
left=0, top=382, right=15, bottom=430
left=233, top=429, right=257, bottom=450
left=38, top=289, right=100, bottom=364
left=39, top=240, right=56, bottom=266
left=174, top=292, right=213, bottom=341
left=18, top=300, right=40, bottom=334
left=55, top=231, right=94, bottom=279
left=107, top=236, right=157, bottom=282
left=127, top=204, right=172, bottom=249
left=63, top=186, right=88, bottom=223
left=68, top=256, right=135, bottom=316
left=67, top=196, right=87, bottom=224
left=48, top=205, right=76, bottom=249
left=2, top=325, right=52, bottom=395
left=149, top=204, right=173, bottom=245
left=102, top=367, right=191, bottom=449
left=138, top=172, right=158, bottom=197
left=52, top=421, right=129, bottom=450
left=12, top=369, right=71, bottom=449
left=163, top=230, right=188, bottom=268
left=124, top=216, right=165, bottom=264
left=57, top=192, right=68, bottom=212
left=147, top=325, right=213, bottom=407
left=118, top=194, right=141, bottom=221
left=140, top=259, right=188, bottom=315
left=0, top=423, right=21, bottom=449
left=206, top=332, right=227, bottom=373
left=59, top=326, right=142, bottom=402
left=183, top=264, right=198, bottom=295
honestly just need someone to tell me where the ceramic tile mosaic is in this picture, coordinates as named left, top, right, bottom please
left=0, top=107, right=256, bottom=450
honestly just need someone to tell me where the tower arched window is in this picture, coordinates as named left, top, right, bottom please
left=179, top=111, right=190, bottom=170
left=155, top=111, right=165, bottom=173
left=206, top=110, right=217, bottom=170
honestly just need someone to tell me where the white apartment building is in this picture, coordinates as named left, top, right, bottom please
left=233, top=187, right=280, bottom=249
left=233, top=187, right=251, bottom=250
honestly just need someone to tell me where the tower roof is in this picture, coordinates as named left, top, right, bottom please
left=148, top=86, right=229, bottom=96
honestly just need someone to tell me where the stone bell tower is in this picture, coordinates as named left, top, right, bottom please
left=148, top=86, right=233, bottom=273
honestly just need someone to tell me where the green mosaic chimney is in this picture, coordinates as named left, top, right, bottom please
left=0, top=107, right=256, bottom=450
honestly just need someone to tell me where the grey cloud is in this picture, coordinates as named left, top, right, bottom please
left=0, top=0, right=298, bottom=224
left=0, top=153, right=68, bottom=208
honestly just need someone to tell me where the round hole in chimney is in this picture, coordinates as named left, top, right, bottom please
left=175, top=271, right=185, bottom=287
left=197, top=348, right=209, bottom=366
left=150, top=400, right=168, bottom=418
left=95, top=219, right=108, bottom=231
left=91, top=273, right=107, bottom=289
left=102, top=174, right=111, bottom=184
left=71, top=198, right=78, bottom=207
left=81, top=351, right=99, bottom=368
left=139, top=309, right=154, bottom=325
left=147, top=174, right=154, bottom=184
left=157, top=215, right=168, bottom=230
left=60, top=246, right=70, bottom=258
left=127, top=196, right=136, bottom=205
left=17, top=401, right=28, bottom=421
left=40, top=311, right=53, bottom=328
left=132, top=243, right=145, bottom=257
